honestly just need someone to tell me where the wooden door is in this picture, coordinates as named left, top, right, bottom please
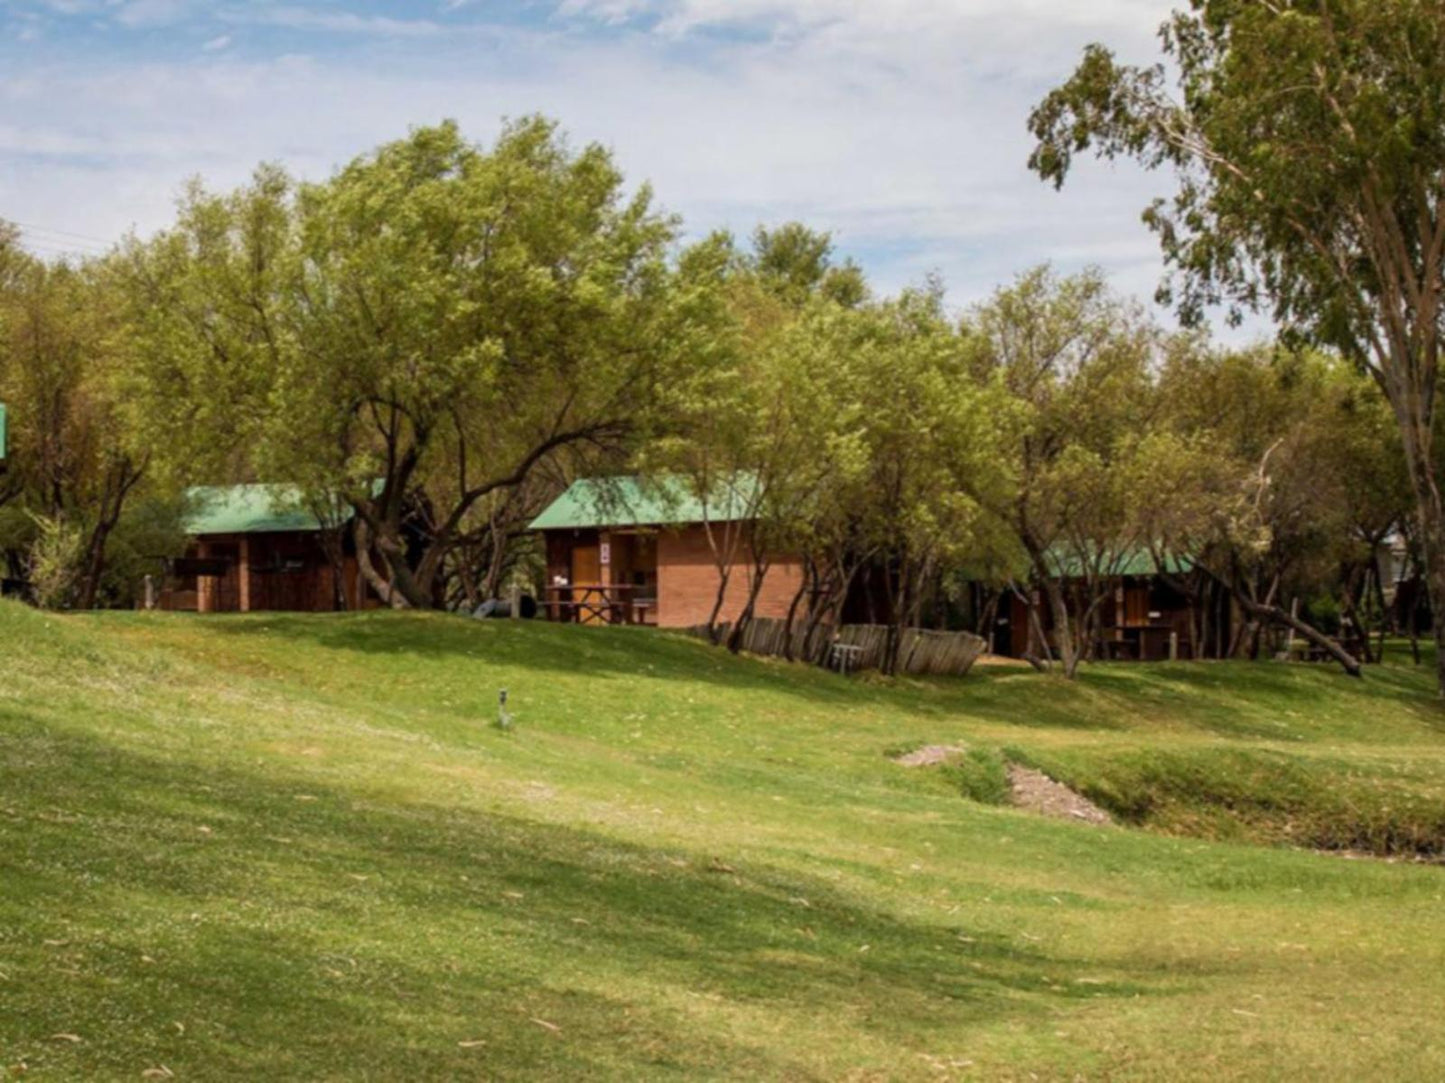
left=1124, top=585, right=1150, bottom=627
left=1009, top=594, right=1030, bottom=657
left=571, top=544, right=602, bottom=624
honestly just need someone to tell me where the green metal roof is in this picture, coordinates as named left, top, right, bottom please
left=183, top=484, right=340, bottom=536
left=1044, top=547, right=1193, bottom=578
left=529, top=474, right=760, bottom=531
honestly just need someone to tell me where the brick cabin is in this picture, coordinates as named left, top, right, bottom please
left=530, top=476, right=804, bottom=628
left=160, top=485, right=375, bottom=613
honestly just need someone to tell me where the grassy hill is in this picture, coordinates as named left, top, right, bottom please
left=3, top=602, right=1445, bottom=1080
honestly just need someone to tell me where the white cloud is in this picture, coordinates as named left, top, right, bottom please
left=0, top=1, right=1262, bottom=337
left=200, top=33, right=231, bottom=51
left=222, top=6, right=446, bottom=37
left=558, top=0, right=1166, bottom=50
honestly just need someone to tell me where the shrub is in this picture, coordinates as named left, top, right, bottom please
left=27, top=515, right=83, bottom=610
left=942, top=747, right=1011, bottom=805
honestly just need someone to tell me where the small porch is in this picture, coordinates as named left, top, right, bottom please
left=160, top=531, right=367, bottom=613
left=1005, top=576, right=1198, bottom=662
left=542, top=528, right=659, bottom=625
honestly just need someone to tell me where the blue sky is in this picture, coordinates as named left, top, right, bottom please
left=0, top=0, right=1245, bottom=333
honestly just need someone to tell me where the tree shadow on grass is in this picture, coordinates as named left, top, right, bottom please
left=180, top=612, right=1438, bottom=736
left=0, top=717, right=1173, bottom=1080
left=166, top=610, right=879, bottom=709
left=919, top=658, right=1445, bottom=742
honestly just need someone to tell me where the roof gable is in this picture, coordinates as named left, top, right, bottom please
left=529, top=474, right=759, bottom=531
left=183, top=484, right=340, bottom=536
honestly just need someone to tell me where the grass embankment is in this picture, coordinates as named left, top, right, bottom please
left=2, top=602, right=1445, bottom=1080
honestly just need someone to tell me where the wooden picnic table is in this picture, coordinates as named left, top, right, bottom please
left=544, top=583, right=652, bottom=625
left=1095, top=624, right=1179, bottom=662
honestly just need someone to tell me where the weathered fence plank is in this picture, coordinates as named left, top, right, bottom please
left=683, top=618, right=984, bottom=678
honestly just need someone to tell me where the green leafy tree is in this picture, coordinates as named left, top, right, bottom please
left=1029, top=0, right=1445, bottom=691
left=125, top=119, right=685, bottom=609
left=968, top=267, right=1156, bottom=678
left=0, top=240, right=148, bottom=608
left=854, top=291, right=1011, bottom=673
left=642, top=225, right=868, bottom=649
left=775, top=288, right=1010, bottom=674
left=1144, top=347, right=1403, bottom=674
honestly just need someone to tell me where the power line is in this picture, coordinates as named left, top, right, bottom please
left=8, top=220, right=116, bottom=249
left=15, top=231, right=110, bottom=256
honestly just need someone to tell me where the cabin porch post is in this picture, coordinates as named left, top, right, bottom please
left=238, top=537, right=252, bottom=613
left=196, top=541, right=214, bottom=613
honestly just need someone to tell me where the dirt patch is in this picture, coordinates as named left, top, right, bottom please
left=969, top=653, right=1032, bottom=668
left=1007, top=766, right=1111, bottom=825
left=1316, top=848, right=1445, bottom=866
left=893, top=744, right=965, bottom=767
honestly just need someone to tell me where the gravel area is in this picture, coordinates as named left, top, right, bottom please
left=1007, top=765, right=1111, bottom=825
left=892, top=744, right=965, bottom=767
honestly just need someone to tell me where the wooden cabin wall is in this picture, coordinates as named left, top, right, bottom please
left=176, top=531, right=374, bottom=614
left=994, top=575, right=1230, bottom=661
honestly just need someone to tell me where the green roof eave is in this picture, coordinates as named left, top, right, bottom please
left=529, top=474, right=759, bottom=532
left=1043, top=547, right=1193, bottom=578
left=183, top=484, right=345, bottom=536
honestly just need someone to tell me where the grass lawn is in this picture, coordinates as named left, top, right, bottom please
left=3, top=601, right=1445, bottom=1080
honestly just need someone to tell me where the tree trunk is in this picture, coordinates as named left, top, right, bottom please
left=1233, top=592, right=1362, bottom=678
left=354, top=520, right=403, bottom=608
left=780, top=570, right=811, bottom=663
left=1012, top=581, right=1053, bottom=671
left=1019, top=587, right=1051, bottom=672
left=373, top=525, right=431, bottom=609
left=799, top=557, right=856, bottom=666
left=1037, top=576, right=1078, bottom=677
left=976, top=588, right=1001, bottom=650
left=76, top=519, right=114, bottom=611
left=1415, top=505, right=1445, bottom=691
left=1410, top=580, right=1424, bottom=665
left=1338, top=562, right=1372, bottom=665
left=482, top=529, right=511, bottom=600
left=1370, top=561, right=1389, bottom=664
left=1383, top=368, right=1445, bottom=693
left=75, top=459, right=144, bottom=611
left=725, top=557, right=771, bottom=654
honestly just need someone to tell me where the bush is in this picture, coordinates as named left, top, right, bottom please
left=1015, top=746, right=1445, bottom=857
left=941, top=747, right=1011, bottom=805
left=27, top=515, right=83, bottom=610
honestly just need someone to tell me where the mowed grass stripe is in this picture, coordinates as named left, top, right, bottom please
left=2, top=602, right=1444, bottom=1079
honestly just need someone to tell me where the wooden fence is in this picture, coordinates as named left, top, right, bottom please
left=686, top=617, right=985, bottom=678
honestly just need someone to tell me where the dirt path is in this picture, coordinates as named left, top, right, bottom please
left=1006, top=765, right=1111, bottom=825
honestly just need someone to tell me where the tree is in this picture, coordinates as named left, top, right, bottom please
left=640, top=225, right=868, bottom=650
left=803, top=288, right=1009, bottom=674
left=124, top=119, right=686, bottom=608
left=968, top=267, right=1157, bottom=678
left=1144, top=346, right=1400, bottom=675
left=866, top=294, right=1010, bottom=672
left=751, top=222, right=867, bottom=309
left=1029, top=0, right=1445, bottom=691
left=0, top=242, right=147, bottom=609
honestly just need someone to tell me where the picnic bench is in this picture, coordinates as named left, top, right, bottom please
left=829, top=642, right=865, bottom=675
left=543, top=583, right=656, bottom=625
left=1094, top=625, right=1182, bottom=662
